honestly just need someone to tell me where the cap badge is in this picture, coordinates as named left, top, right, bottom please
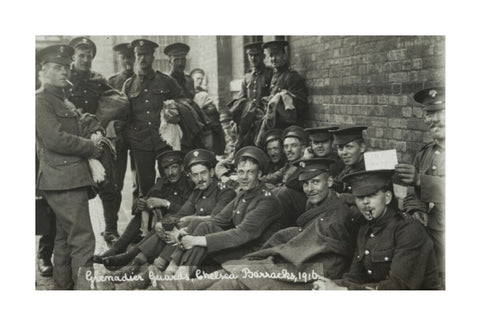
left=139, top=40, right=144, bottom=46
left=193, top=151, right=199, bottom=157
left=82, top=38, right=88, bottom=43
left=299, top=162, right=306, bottom=168
left=59, top=46, right=64, bottom=53
left=429, top=89, right=437, bottom=98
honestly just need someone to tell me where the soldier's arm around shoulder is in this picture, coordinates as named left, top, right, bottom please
left=36, top=95, right=95, bottom=158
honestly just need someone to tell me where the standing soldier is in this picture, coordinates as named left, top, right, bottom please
left=228, top=41, right=273, bottom=149
left=36, top=45, right=102, bottom=289
left=124, top=39, right=183, bottom=197
left=108, top=43, right=135, bottom=91
left=395, top=87, right=446, bottom=286
left=67, top=36, right=121, bottom=245
left=261, top=40, right=308, bottom=131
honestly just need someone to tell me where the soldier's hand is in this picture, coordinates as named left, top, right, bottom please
left=91, top=131, right=103, bottom=146
left=147, top=197, right=168, bottom=209
left=412, top=211, right=429, bottom=227
left=135, top=198, right=147, bottom=211
left=175, top=228, right=189, bottom=243
left=312, top=276, right=347, bottom=290
left=395, top=164, right=420, bottom=186
left=164, top=228, right=179, bottom=244
left=91, top=143, right=103, bottom=160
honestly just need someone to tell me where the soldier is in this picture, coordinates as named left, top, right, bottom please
left=154, top=158, right=359, bottom=290
left=262, top=128, right=286, bottom=175
left=123, top=39, right=183, bottom=197
left=395, top=87, right=446, bottom=285
left=330, top=126, right=368, bottom=194
left=67, top=37, right=121, bottom=245
left=304, top=126, right=344, bottom=177
left=36, top=45, right=102, bottom=289
left=94, top=150, right=195, bottom=268
left=313, top=170, right=441, bottom=290
left=228, top=41, right=273, bottom=149
left=261, top=40, right=308, bottom=130
left=266, top=126, right=309, bottom=226
left=108, top=43, right=135, bottom=91
left=157, top=146, right=284, bottom=278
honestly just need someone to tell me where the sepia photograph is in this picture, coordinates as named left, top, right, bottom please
left=35, top=35, right=445, bottom=291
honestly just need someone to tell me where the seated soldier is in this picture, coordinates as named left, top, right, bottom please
left=150, top=158, right=361, bottom=290
left=157, top=146, right=284, bottom=279
left=107, top=149, right=236, bottom=282
left=260, top=128, right=287, bottom=186
left=303, top=126, right=344, bottom=177
left=313, top=170, right=441, bottom=290
left=93, top=151, right=195, bottom=268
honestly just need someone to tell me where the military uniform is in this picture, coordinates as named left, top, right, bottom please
left=36, top=44, right=97, bottom=289
left=108, top=70, right=134, bottom=92
left=112, top=174, right=195, bottom=253
left=263, top=41, right=308, bottom=130
left=305, top=126, right=344, bottom=177
left=229, top=42, right=273, bottom=149
left=124, top=67, right=183, bottom=195
left=336, top=207, right=441, bottom=290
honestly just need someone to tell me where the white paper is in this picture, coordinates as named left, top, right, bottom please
left=364, top=149, right=398, bottom=171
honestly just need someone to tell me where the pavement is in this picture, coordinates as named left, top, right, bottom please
left=35, top=163, right=135, bottom=290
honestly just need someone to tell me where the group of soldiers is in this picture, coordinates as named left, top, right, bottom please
left=35, top=36, right=445, bottom=290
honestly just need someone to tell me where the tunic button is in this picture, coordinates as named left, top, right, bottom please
left=85, top=100, right=88, bottom=104
left=236, top=211, right=240, bottom=214
left=65, top=113, right=68, bottom=116
left=432, top=165, right=437, bottom=170
left=367, top=269, right=372, bottom=275
left=320, top=218, right=324, bottom=221
left=145, top=99, right=149, bottom=103
left=173, top=192, right=177, bottom=195
left=202, top=196, right=206, bottom=199
left=83, top=90, right=87, bottom=93
left=148, top=122, right=152, bottom=125
left=384, top=257, right=389, bottom=261
left=435, top=150, right=440, bottom=155
left=144, top=89, right=148, bottom=92
left=242, top=199, right=246, bottom=203
left=370, top=233, right=375, bottom=238
left=146, top=111, right=150, bottom=114
left=200, top=208, right=204, bottom=212
left=298, top=227, right=303, bottom=232
left=63, top=160, right=67, bottom=164
left=364, top=250, right=370, bottom=255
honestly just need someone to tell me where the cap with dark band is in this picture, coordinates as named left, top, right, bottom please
left=413, top=87, right=445, bottom=112
left=164, top=43, right=190, bottom=57
left=262, top=40, right=289, bottom=51
left=156, top=150, right=184, bottom=169
left=36, top=45, right=74, bottom=66
left=184, top=149, right=216, bottom=170
left=244, top=41, right=264, bottom=55
left=341, top=169, right=394, bottom=196
left=305, top=126, right=339, bottom=142
left=295, top=158, right=335, bottom=182
left=330, top=125, right=367, bottom=146
left=282, top=125, right=308, bottom=144
left=262, top=128, right=283, bottom=148
left=234, top=146, right=269, bottom=174
left=69, top=37, right=97, bottom=58
left=113, top=43, right=134, bottom=56
left=131, top=39, right=159, bottom=53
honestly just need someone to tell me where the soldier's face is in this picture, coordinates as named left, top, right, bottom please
left=237, top=160, right=261, bottom=191
left=311, top=139, right=333, bottom=157
left=190, top=163, right=214, bottom=191
left=120, top=54, right=135, bottom=71
left=283, top=137, right=305, bottom=162
left=266, top=140, right=283, bottom=164
left=247, top=52, right=264, bottom=69
left=73, top=48, right=93, bottom=71
left=337, top=141, right=365, bottom=166
left=302, top=173, right=332, bottom=205
left=192, top=72, right=204, bottom=90
left=170, top=56, right=186, bottom=73
left=355, top=189, right=392, bottom=221
left=424, top=109, right=445, bottom=141
left=42, top=62, right=70, bottom=88
left=163, top=163, right=183, bottom=184
left=265, top=49, right=286, bottom=69
left=135, top=49, right=154, bottom=70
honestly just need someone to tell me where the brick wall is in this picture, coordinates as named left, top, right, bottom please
left=289, top=36, right=445, bottom=163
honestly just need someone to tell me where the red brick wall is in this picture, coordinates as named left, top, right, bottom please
left=288, top=36, right=445, bottom=163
